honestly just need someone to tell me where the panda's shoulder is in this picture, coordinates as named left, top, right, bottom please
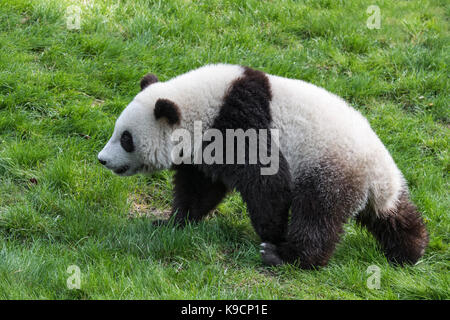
left=170, top=64, right=244, bottom=84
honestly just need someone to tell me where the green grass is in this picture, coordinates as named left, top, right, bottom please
left=0, top=0, right=448, bottom=299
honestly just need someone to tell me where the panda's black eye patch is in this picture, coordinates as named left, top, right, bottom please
left=120, top=130, right=134, bottom=153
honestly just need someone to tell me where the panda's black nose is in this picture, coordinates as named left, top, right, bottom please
left=98, top=158, right=107, bottom=166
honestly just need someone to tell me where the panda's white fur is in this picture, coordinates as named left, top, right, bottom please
left=99, top=64, right=428, bottom=267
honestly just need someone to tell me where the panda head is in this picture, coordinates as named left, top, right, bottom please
left=97, top=73, right=181, bottom=176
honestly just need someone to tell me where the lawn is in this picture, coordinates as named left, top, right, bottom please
left=0, top=0, right=448, bottom=299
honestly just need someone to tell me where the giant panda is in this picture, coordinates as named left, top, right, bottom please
left=98, top=64, right=429, bottom=268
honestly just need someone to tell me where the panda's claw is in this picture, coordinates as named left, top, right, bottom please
left=260, top=242, right=283, bottom=266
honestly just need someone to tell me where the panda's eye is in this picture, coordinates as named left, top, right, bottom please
left=120, top=130, right=134, bottom=153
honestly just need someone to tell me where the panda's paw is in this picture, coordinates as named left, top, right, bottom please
left=260, top=242, right=283, bottom=266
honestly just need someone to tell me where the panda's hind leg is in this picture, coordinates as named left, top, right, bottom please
left=356, top=190, right=429, bottom=265
left=273, top=160, right=369, bottom=269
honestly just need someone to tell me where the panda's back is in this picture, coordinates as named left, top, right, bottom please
left=268, top=74, right=399, bottom=183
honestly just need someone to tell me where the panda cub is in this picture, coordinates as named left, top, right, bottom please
left=98, top=64, right=428, bottom=269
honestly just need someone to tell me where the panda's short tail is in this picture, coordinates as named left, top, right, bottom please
left=357, top=188, right=429, bottom=265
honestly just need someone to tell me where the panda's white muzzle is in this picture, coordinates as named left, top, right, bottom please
left=97, top=141, right=135, bottom=176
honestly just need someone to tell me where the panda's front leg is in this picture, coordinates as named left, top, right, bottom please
left=208, top=156, right=292, bottom=266
left=152, top=164, right=228, bottom=227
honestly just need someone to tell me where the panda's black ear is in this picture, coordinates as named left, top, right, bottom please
left=154, top=98, right=181, bottom=125
left=140, top=73, right=158, bottom=90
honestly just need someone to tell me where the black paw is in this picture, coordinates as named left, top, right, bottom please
left=260, top=242, right=283, bottom=266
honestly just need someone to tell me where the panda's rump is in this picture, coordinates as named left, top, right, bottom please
left=268, top=74, right=404, bottom=217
